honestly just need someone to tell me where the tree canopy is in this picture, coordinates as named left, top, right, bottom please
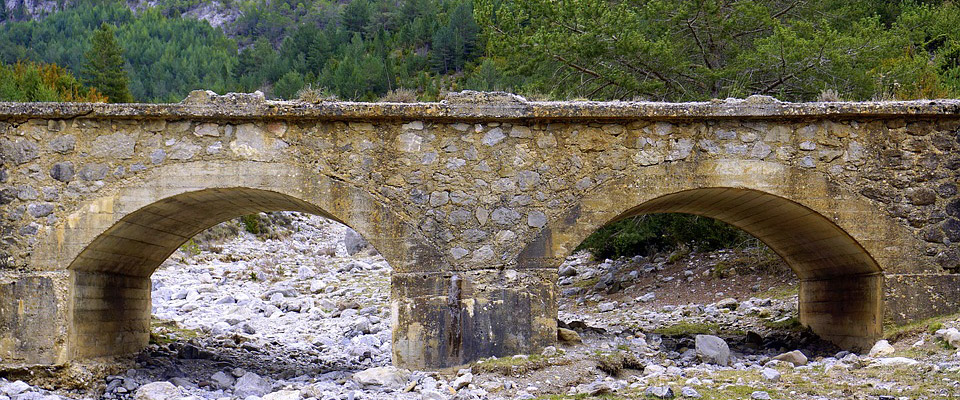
left=476, top=0, right=960, bottom=101
left=0, top=60, right=107, bottom=102
left=82, top=22, right=133, bottom=103
left=0, top=0, right=959, bottom=102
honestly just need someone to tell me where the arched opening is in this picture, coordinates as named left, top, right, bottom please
left=145, top=210, right=395, bottom=386
left=551, top=187, right=883, bottom=351
left=67, top=188, right=390, bottom=361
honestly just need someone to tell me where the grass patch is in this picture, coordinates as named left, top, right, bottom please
left=755, top=283, right=798, bottom=300
left=763, top=316, right=806, bottom=332
left=653, top=321, right=721, bottom=336
left=694, top=385, right=774, bottom=400
left=150, top=318, right=201, bottom=345
left=240, top=214, right=261, bottom=234
left=473, top=354, right=567, bottom=376
left=883, top=311, right=960, bottom=343
left=594, top=350, right=645, bottom=376
left=535, top=394, right=626, bottom=400
left=573, top=277, right=600, bottom=289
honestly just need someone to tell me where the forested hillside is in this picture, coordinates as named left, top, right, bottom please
left=0, top=0, right=958, bottom=103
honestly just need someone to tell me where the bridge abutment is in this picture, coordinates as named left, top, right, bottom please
left=0, top=270, right=71, bottom=366
left=799, top=274, right=883, bottom=351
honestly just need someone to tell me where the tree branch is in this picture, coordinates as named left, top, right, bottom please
left=686, top=8, right=714, bottom=70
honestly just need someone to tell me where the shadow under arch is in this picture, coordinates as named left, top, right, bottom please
left=34, top=160, right=444, bottom=360
left=517, top=160, right=930, bottom=350
left=616, top=187, right=881, bottom=280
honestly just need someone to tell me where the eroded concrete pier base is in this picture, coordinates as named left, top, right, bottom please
left=0, top=270, right=71, bottom=365
left=392, top=269, right=557, bottom=368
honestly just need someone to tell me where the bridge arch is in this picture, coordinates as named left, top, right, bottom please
left=520, top=160, right=931, bottom=350
left=30, top=160, right=444, bottom=362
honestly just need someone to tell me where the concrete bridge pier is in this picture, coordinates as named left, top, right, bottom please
left=1, top=269, right=560, bottom=370
left=391, top=268, right=557, bottom=368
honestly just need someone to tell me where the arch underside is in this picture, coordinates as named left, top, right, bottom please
left=534, top=184, right=888, bottom=350
left=625, top=188, right=884, bottom=349
left=67, top=188, right=363, bottom=358
left=69, top=188, right=328, bottom=278
left=623, top=187, right=881, bottom=280
left=54, top=160, right=445, bottom=360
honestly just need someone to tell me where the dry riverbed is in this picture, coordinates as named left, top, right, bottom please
left=2, top=213, right=959, bottom=400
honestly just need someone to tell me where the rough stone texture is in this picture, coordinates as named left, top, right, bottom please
left=133, top=382, right=180, bottom=400
left=773, top=350, right=808, bottom=366
left=0, top=93, right=959, bottom=370
left=343, top=228, right=369, bottom=256
left=868, top=340, right=895, bottom=357
left=695, top=335, right=730, bottom=366
left=232, top=372, right=270, bottom=398
left=351, top=366, right=409, bottom=388
left=49, top=162, right=74, bottom=182
left=0, top=139, right=39, bottom=165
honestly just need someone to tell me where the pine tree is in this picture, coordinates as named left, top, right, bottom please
left=82, top=23, right=133, bottom=103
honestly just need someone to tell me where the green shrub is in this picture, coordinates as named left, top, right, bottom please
left=179, top=238, right=201, bottom=256
left=576, top=213, right=753, bottom=259
left=240, top=214, right=261, bottom=234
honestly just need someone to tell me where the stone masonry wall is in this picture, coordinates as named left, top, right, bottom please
left=0, top=93, right=958, bottom=367
left=0, top=96, right=956, bottom=274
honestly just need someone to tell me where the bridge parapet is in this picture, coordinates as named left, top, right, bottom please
left=0, top=92, right=958, bottom=369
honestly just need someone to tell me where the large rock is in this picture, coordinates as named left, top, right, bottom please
left=869, top=357, right=920, bottom=367
left=233, top=372, right=271, bottom=398
left=210, top=371, right=235, bottom=389
left=133, top=382, right=180, bottom=400
left=352, top=366, right=410, bottom=388
left=868, top=340, right=895, bottom=357
left=90, top=133, right=136, bottom=159
left=773, top=350, right=808, bottom=366
left=344, top=228, right=369, bottom=255
left=940, top=327, right=960, bottom=348
left=452, top=372, right=473, bottom=389
left=1, top=381, right=30, bottom=396
left=558, top=328, right=582, bottom=344
left=49, top=162, right=74, bottom=182
left=695, top=335, right=730, bottom=366
left=262, top=390, right=301, bottom=400
left=1, top=139, right=39, bottom=165
left=715, top=298, right=738, bottom=310
left=760, top=368, right=780, bottom=382
left=751, top=391, right=771, bottom=400
left=48, top=135, right=76, bottom=153
left=680, top=386, right=701, bottom=398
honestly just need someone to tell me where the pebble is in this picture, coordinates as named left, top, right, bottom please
left=751, top=391, right=771, bottom=400
left=761, top=367, right=780, bottom=382
left=645, top=386, right=675, bottom=399
left=680, top=386, right=701, bottom=398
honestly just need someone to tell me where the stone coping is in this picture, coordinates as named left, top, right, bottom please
left=0, top=93, right=958, bottom=122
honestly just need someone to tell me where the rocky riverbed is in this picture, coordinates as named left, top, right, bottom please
left=2, top=213, right=959, bottom=400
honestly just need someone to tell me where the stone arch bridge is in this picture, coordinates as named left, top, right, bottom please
left=1, top=92, right=958, bottom=370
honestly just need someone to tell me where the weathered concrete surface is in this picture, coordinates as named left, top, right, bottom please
left=0, top=92, right=958, bottom=368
